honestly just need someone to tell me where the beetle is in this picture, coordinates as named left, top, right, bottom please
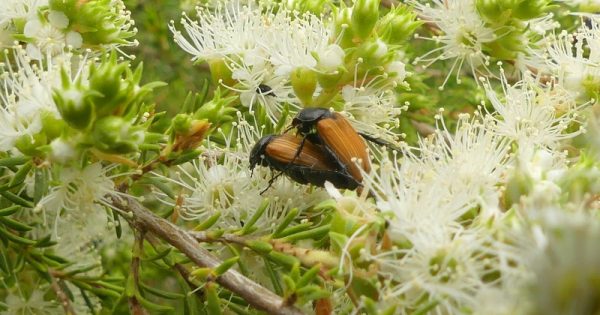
left=290, top=108, right=371, bottom=183
left=249, top=133, right=360, bottom=191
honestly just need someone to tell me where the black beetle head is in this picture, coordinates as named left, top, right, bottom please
left=249, top=135, right=276, bottom=169
left=292, top=108, right=332, bottom=133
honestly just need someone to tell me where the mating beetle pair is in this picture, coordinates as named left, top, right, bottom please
left=249, top=108, right=371, bottom=191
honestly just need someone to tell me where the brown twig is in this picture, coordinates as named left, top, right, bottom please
left=49, top=271, right=77, bottom=315
left=128, top=231, right=149, bottom=315
left=114, top=196, right=305, bottom=315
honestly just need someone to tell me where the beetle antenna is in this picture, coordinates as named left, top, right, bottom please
left=359, top=132, right=403, bottom=152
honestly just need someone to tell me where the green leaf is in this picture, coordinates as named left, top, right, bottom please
left=194, top=211, right=221, bottom=231
left=247, top=240, right=273, bottom=255
left=0, top=156, right=30, bottom=168
left=0, top=205, right=20, bottom=216
left=214, top=256, right=239, bottom=276
left=263, top=257, right=283, bottom=295
left=0, top=217, right=32, bottom=231
left=0, top=191, right=34, bottom=208
left=140, top=282, right=185, bottom=299
left=171, top=149, right=202, bottom=165
left=296, top=285, right=330, bottom=302
left=33, top=168, right=47, bottom=204
left=240, top=198, right=269, bottom=235
left=112, top=209, right=122, bottom=239
left=206, top=283, right=222, bottom=315
left=267, top=251, right=300, bottom=268
left=0, top=227, right=35, bottom=245
left=136, top=292, right=174, bottom=312
left=80, top=288, right=97, bottom=315
left=297, top=264, right=320, bottom=288
left=272, top=208, right=299, bottom=238
left=142, top=247, right=172, bottom=262
left=281, top=224, right=330, bottom=242
left=0, top=245, right=12, bottom=274
left=9, top=161, right=32, bottom=187
left=24, top=255, right=50, bottom=281
left=141, top=176, right=175, bottom=199
left=276, top=223, right=312, bottom=238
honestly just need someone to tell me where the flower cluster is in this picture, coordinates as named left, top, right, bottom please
left=0, top=0, right=599, bottom=314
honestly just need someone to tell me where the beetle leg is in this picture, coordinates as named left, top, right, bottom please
left=261, top=171, right=284, bottom=195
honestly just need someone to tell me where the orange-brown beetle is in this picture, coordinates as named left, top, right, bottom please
left=291, top=108, right=371, bottom=183
left=249, top=133, right=360, bottom=190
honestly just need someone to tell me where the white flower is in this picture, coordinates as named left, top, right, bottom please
left=546, top=19, right=600, bottom=95
left=169, top=2, right=269, bottom=62
left=483, top=74, right=588, bottom=152
left=268, top=11, right=341, bottom=75
left=340, top=83, right=403, bottom=143
left=409, top=0, right=495, bottom=87
left=512, top=14, right=560, bottom=75
left=227, top=60, right=297, bottom=123
left=1, top=289, right=59, bottom=315
left=0, top=47, right=93, bottom=152
left=0, top=0, right=46, bottom=28
left=367, top=116, right=510, bottom=239
left=0, top=46, right=61, bottom=151
left=35, top=163, right=116, bottom=231
left=317, top=44, right=345, bottom=73
left=49, top=137, right=77, bottom=164
left=155, top=149, right=263, bottom=228
left=371, top=227, right=505, bottom=314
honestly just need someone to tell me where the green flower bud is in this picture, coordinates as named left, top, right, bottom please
left=88, top=53, right=130, bottom=117
left=476, top=0, right=512, bottom=23
left=513, top=0, right=553, bottom=20
left=333, top=6, right=354, bottom=48
left=285, top=0, right=332, bottom=14
left=351, top=0, right=380, bottom=41
left=53, top=68, right=98, bottom=130
left=194, top=88, right=237, bottom=124
left=315, top=44, right=345, bottom=73
left=49, top=137, right=77, bottom=164
left=356, top=39, right=391, bottom=68
left=15, top=132, right=47, bottom=156
left=317, top=70, right=344, bottom=89
left=92, top=116, right=144, bottom=154
left=476, top=0, right=552, bottom=23
left=49, top=0, right=136, bottom=46
left=291, top=67, right=318, bottom=105
left=484, top=30, right=525, bottom=60
left=376, top=5, right=421, bottom=45
left=558, top=154, right=600, bottom=202
left=40, top=111, right=66, bottom=140
left=172, top=114, right=193, bottom=134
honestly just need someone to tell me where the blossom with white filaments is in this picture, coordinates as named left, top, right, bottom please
left=0, top=46, right=92, bottom=152
left=367, top=116, right=510, bottom=239
left=35, top=163, right=117, bottom=238
left=227, top=59, right=298, bottom=123
left=546, top=16, right=600, bottom=95
left=409, top=0, right=495, bottom=88
left=482, top=74, right=588, bottom=154
left=0, top=46, right=61, bottom=151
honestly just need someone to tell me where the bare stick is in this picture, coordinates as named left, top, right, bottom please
left=115, top=196, right=305, bottom=315
left=49, top=271, right=77, bottom=315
